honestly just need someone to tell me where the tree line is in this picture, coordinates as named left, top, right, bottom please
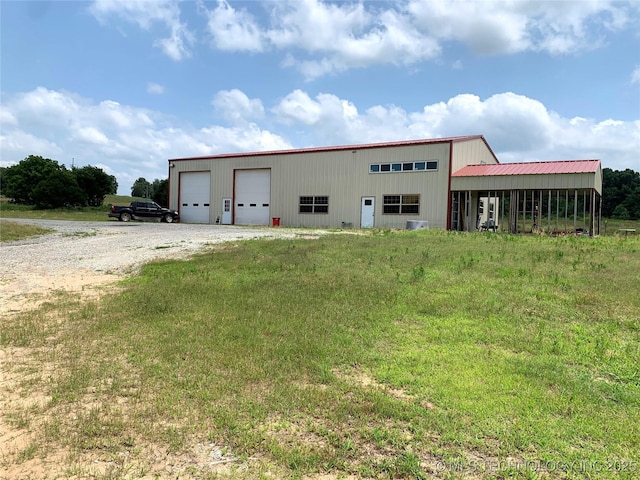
left=0, top=155, right=172, bottom=209
left=130, top=177, right=168, bottom=207
left=602, top=168, right=640, bottom=220
left=0, top=155, right=118, bottom=208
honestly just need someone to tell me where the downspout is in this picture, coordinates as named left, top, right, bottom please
left=446, top=141, right=453, bottom=230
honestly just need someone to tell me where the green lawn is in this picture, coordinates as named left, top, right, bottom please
left=2, top=229, right=639, bottom=479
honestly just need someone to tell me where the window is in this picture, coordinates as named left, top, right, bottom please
left=369, top=160, right=438, bottom=174
left=299, top=195, right=329, bottom=214
left=383, top=194, right=420, bottom=214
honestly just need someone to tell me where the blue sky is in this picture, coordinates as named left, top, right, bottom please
left=1, top=0, right=639, bottom=195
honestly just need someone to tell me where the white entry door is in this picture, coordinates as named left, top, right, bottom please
left=235, top=169, right=271, bottom=225
left=221, top=198, right=232, bottom=224
left=361, top=196, right=375, bottom=228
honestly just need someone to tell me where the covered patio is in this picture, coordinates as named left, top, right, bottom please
left=449, top=160, right=603, bottom=237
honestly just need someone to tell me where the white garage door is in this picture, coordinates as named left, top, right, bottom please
left=179, top=172, right=210, bottom=223
left=235, top=169, right=270, bottom=225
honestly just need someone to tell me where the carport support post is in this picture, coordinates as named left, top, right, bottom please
left=501, top=191, right=505, bottom=232
left=556, top=190, right=560, bottom=233
left=583, top=191, right=587, bottom=230
left=598, top=193, right=602, bottom=235
left=522, top=190, right=527, bottom=233
left=573, top=190, right=578, bottom=233
left=565, top=190, right=569, bottom=233
left=547, top=190, right=552, bottom=234
left=509, top=190, right=518, bottom=234
left=538, top=190, right=543, bottom=232
left=589, top=189, right=596, bottom=237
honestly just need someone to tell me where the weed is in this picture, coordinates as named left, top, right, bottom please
left=0, top=220, right=52, bottom=242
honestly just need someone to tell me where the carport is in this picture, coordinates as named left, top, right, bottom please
left=450, top=160, right=603, bottom=237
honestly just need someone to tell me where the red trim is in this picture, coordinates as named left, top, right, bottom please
left=168, top=135, right=487, bottom=162
left=232, top=169, right=236, bottom=225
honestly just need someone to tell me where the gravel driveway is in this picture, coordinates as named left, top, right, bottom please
left=1, top=219, right=312, bottom=315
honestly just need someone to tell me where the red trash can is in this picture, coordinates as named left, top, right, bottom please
left=272, top=217, right=281, bottom=227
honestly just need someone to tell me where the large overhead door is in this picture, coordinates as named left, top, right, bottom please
left=179, top=172, right=210, bottom=223
left=235, top=169, right=270, bottom=225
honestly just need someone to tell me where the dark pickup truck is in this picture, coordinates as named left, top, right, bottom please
left=109, top=201, right=179, bottom=223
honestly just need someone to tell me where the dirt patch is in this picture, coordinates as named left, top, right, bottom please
left=0, top=268, right=124, bottom=316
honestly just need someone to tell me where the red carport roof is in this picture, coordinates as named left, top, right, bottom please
left=452, top=160, right=600, bottom=177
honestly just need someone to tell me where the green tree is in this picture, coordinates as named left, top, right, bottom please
left=73, top=165, right=118, bottom=206
left=602, top=168, right=640, bottom=219
left=2, top=155, right=57, bottom=203
left=151, top=178, right=168, bottom=207
left=131, top=177, right=152, bottom=198
left=32, top=169, right=85, bottom=208
left=1, top=155, right=84, bottom=207
left=611, top=205, right=630, bottom=220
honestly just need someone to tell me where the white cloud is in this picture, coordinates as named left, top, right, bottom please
left=410, top=0, right=633, bottom=55
left=147, top=83, right=166, bottom=95
left=203, top=0, right=264, bottom=52
left=89, top=0, right=193, bottom=60
left=155, top=22, right=194, bottom=61
left=212, top=89, right=265, bottom=124
left=631, top=66, right=640, bottom=84
left=0, top=109, right=18, bottom=127
left=271, top=90, right=325, bottom=125
left=87, top=0, right=637, bottom=78
left=73, top=127, right=110, bottom=145
left=196, top=0, right=636, bottom=78
left=0, top=131, right=63, bottom=162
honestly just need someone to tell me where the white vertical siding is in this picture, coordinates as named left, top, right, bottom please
left=451, top=138, right=499, bottom=173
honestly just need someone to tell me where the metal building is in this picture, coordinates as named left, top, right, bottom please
left=167, top=135, right=602, bottom=235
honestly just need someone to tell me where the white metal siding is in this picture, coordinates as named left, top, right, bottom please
left=451, top=138, right=499, bottom=173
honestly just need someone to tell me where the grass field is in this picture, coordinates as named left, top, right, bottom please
left=2, top=227, right=639, bottom=479
left=0, top=195, right=144, bottom=221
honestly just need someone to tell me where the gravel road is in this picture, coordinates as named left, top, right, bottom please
left=1, top=219, right=313, bottom=315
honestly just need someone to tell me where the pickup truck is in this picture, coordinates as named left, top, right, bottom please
left=109, top=201, right=179, bottom=223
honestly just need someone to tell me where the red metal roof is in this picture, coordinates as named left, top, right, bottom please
left=452, top=160, right=600, bottom=177
left=169, top=135, right=489, bottom=162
